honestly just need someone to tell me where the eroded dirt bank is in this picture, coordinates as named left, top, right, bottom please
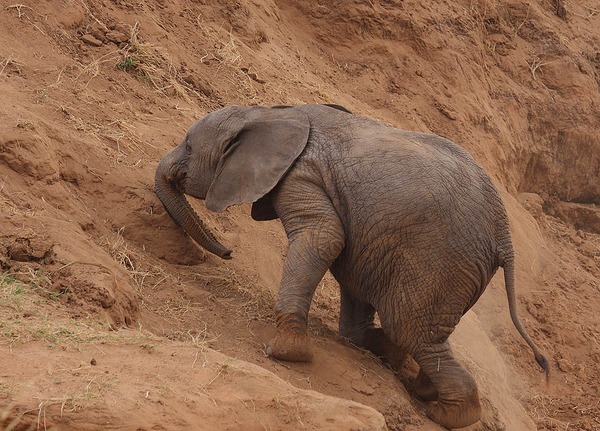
left=0, top=1, right=598, bottom=430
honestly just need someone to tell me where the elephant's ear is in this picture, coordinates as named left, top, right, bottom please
left=205, top=107, right=310, bottom=212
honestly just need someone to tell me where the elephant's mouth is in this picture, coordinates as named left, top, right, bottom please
left=155, top=157, right=232, bottom=260
left=171, top=165, right=188, bottom=192
left=174, top=177, right=186, bottom=194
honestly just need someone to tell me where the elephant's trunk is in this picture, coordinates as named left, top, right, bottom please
left=155, top=155, right=232, bottom=260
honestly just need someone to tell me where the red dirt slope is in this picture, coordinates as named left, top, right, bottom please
left=0, top=1, right=598, bottom=430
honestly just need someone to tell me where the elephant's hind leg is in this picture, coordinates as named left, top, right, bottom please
left=338, top=290, right=407, bottom=370
left=413, top=342, right=481, bottom=429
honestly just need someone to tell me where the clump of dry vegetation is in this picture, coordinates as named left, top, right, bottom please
left=116, top=22, right=200, bottom=101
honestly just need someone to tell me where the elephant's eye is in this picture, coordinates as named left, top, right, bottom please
left=223, top=132, right=242, bottom=154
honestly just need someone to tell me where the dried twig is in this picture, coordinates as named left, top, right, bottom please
left=525, top=57, right=558, bottom=80
left=6, top=4, right=32, bottom=18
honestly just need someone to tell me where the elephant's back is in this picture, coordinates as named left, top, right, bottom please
left=295, top=108, right=509, bottom=255
left=337, top=128, right=506, bottom=230
left=296, top=113, right=509, bottom=243
left=323, top=126, right=507, bottom=303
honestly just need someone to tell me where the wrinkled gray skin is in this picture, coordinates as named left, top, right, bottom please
left=155, top=104, right=549, bottom=429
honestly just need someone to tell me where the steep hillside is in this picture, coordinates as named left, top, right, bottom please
left=0, top=0, right=598, bottom=430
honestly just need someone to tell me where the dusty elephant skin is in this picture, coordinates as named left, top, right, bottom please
left=155, top=104, right=549, bottom=429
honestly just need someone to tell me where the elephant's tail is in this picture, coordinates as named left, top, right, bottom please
left=502, top=256, right=550, bottom=381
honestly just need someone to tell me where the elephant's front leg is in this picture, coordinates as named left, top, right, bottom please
left=267, top=209, right=345, bottom=362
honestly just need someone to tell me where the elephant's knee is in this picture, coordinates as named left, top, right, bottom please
left=315, top=230, right=345, bottom=262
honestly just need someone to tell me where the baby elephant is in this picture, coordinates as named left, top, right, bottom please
left=155, top=104, right=549, bottom=429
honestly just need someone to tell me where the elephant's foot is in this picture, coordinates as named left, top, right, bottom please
left=268, top=310, right=312, bottom=362
left=411, top=369, right=438, bottom=402
left=267, top=332, right=312, bottom=362
left=427, top=389, right=481, bottom=429
left=412, top=342, right=481, bottom=429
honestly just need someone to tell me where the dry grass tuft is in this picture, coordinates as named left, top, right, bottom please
left=2, top=371, right=118, bottom=430
left=5, top=4, right=33, bottom=19
left=74, top=50, right=121, bottom=89
left=116, top=22, right=200, bottom=102
left=58, top=101, right=149, bottom=168
left=527, top=394, right=572, bottom=430
left=525, top=55, right=558, bottom=81
left=103, top=227, right=166, bottom=292
left=0, top=55, right=23, bottom=77
left=211, top=32, right=243, bottom=67
left=0, top=272, right=101, bottom=348
left=191, top=267, right=273, bottom=321
left=166, top=324, right=220, bottom=349
left=0, top=267, right=169, bottom=350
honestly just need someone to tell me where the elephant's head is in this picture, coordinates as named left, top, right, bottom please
left=155, top=105, right=310, bottom=259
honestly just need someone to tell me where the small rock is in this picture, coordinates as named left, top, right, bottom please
left=182, top=74, right=214, bottom=97
left=112, top=22, right=130, bottom=34
left=435, top=102, right=457, bottom=121
left=241, top=67, right=266, bottom=84
left=556, top=0, right=567, bottom=19
left=90, top=22, right=108, bottom=42
left=517, top=192, right=545, bottom=220
left=557, top=358, right=573, bottom=373
left=106, top=30, right=129, bottom=44
left=90, top=358, right=97, bottom=366
left=81, top=34, right=103, bottom=47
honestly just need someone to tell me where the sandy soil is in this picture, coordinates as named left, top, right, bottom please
left=0, top=0, right=598, bottom=430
